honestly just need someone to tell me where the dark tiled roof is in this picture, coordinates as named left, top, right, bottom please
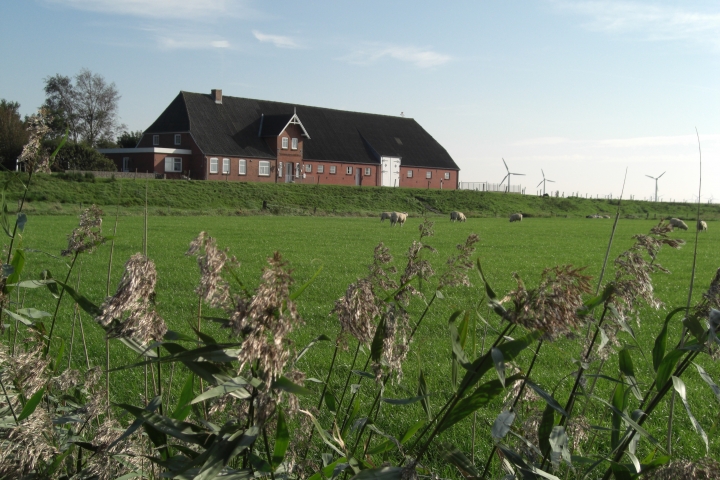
left=145, top=91, right=459, bottom=169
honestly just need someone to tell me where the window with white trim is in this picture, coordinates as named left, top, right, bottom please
left=210, top=157, right=218, bottom=174
left=426, top=171, right=432, bottom=179
left=222, top=158, right=230, bottom=174
left=317, top=165, right=324, bottom=173
left=444, top=172, right=450, bottom=180
left=153, top=135, right=159, bottom=146
left=330, top=166, right=336, bottom=174
left=278, top=161, right=282, bottom=175
left=174, top=134, right=181, bottom=145
left=259, top=160, right=270, bottom=176
left=239, top=159, right=247, bottom=175
left=305, top=164, right=312, bottom=173
left=346, top=166, right=353, bottom=175
left=407, top=170, right=413, bottom=178
left=281, top=137, right=288, bottom=149
left=164, top=157, right=182, bottom=173
left=364, top=167, right=371, bottom=176
left=122, top=157, right=129, bottom=172
left=291, top=138, right=298, bottom=150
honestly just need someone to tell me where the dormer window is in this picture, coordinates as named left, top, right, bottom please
left=174, top=134, right=181, bottom=145
left=153, top=135, right=159, bottom=146
left=291, top=138, right=298, bottom=150
left=281, top=137, right=289, bottom=149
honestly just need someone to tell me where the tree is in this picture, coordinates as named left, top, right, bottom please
left=43, top=69, right=124, bottom=147
left=116, top=129, right=143, bottom=148
left=52, top=142, right=117, bottom=172
left=0, top=99, right=29, bottom=170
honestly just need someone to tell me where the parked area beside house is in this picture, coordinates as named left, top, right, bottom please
left=99, top=89, right=459, bottom=189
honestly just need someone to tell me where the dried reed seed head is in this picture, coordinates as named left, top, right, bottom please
left=372, top=305, right=411, bottom=383
left=334, top=279, right=380, bottom=345
left=647, top=457, right=720, bottom=480
left=18, top=108, right=53, bottom=174
left=692, top=268, right=720, bottom=322
left=85, top=418, right=144, bottom=480
left=0, top=340, right=49, bottom=399
left=503, top=266, right=592, bottom=340
left=50, top=368, right=81, bottom=391
left=0, top=406, right=58, bottom=477
left=418, top=219, right=435, bottom=239
left=62, top=205, right=105, bottom=256
left=439, top=233, right=480, bottom=288
left=97, top=253, right=167, bottom=344
left=187, top=231, right=233, bottom=309
left=368, top=242, right=398, bottom=292
left=234, top=252, right=301, bottom=385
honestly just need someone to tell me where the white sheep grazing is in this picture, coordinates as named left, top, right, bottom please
left=602, top=215, right=611, bottom=219
left=669, top=218, right=689, bottom=231
left=698, top=220, right=708, bottom=232
left=396, top=212, right=408, bottom=226
left=509, top=213, right=523, bottom=222
left=380, top=212, right=391, bottom=222
left=450, top=211, right=466, bottom=222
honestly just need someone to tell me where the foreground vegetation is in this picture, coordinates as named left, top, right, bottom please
left=1, top=117, right=719, bottom=478
left=3, top=172, right=720, bottom=220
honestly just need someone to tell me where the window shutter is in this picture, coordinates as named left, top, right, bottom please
left=165, top=157, right=173, bottom=172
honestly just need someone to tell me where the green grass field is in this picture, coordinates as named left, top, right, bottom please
left=7, top=213, right=720, bottom=475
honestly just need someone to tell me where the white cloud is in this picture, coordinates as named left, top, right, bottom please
left=252, top=30, right=300, bottom=49
left=45, top=0, right=253, bottom=20
left=343, top=44, right=451, bottom=68
left=211, top=40, right=230, bottom=48
left=554, top=1, right=720, bottom=49
left=141, top=27, right=231, bottom=50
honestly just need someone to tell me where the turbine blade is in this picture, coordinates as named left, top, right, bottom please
left=658, top=171, right=666, bottom=179
left=547, top=179, right=555, bottom=183
left=541, top=169, right=545, bottom=178
left=500, top=174, right=509, bottom=184
left=502, top=158, right=509, bottom=172
left=537, top=180, right=544, bottom=187
left=645, top=175, right=655, bottom=179
left=514, top=173, right=526, bottom=176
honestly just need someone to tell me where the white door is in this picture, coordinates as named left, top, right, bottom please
left=381, top=157, right=401, bottom=187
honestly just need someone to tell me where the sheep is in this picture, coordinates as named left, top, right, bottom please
left=602, top=215, right=611, bottom=219
left=380, top=212, right=391, bottom=222
left=450, top=211, right=466, bottom=222
left=698, top=220, right=708, bottom=232
left=509, top=213, right=523, bottom=222
left=669, top=218, right=688, bottom=231
left=390, top=211, right=408, bottom=226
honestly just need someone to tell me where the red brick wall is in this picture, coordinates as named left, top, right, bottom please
left=205, top=156, right=277, bottom=183
left=138, top=132, right=190, bottom=149
left=400, top=167, right=458, bottom=190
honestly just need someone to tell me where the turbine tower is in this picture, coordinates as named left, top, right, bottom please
left=645, top=172, right=666, bottom=202
left=500, top=158, right=525, bottom=193
left=536, top=169, right=555, bottom=196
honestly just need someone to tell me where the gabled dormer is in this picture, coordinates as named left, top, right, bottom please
left=258, top=110, right=310, bottom=157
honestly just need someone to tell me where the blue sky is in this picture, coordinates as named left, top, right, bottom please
left=2, top=0, right=719, bottom=202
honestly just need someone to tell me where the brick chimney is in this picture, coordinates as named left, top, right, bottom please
left=211, top=89, right=222, bottom=104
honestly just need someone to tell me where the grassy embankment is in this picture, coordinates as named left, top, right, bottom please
left=4, top=172, right=720, bottom=220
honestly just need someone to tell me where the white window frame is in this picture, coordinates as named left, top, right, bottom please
left=291, top=138, right=298, bottom=150
left=426, top=171, right=432, bottom=179
left=444, top=172, right=450, bottom=180
left=122, top=157, right=129, bottom=172
left=277, top=161, right=282, bottom=176
left=210, top=157, right=218, bottom=174
left=153, top=135, right=159, bottom=146
left=222, top=158, right=230, bottom=174
left=259, top=160, right=270, bottom=176
left=174, top=134, right=181, bottom=145
left=330, top=166, right=336, bottom=174
left=317, top=165, right=324, bottom=174
left=346, top=166, right=353, bottom=175
left=364, top=167, right=371, bottom=176
left=407, top=170, right=413, bottom=178
left=305, top=164, right=312, bottom=173
left=239, top=159, right=247, bottom=175
left=281, top=137, right=288, bottom=149
left=164, top=157, right=182, bottom=173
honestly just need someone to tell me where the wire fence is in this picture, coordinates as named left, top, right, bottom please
left=459, top=182, right=524, bottom=193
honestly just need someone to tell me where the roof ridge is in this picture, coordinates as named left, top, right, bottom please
left=181, top=90, right=415, bottom=121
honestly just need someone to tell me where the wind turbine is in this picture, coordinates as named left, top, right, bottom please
left=536, top=169, right=555, bottom=196
left=645, top=172, right=665, bottom=202
left=500, top=158, right=525, bottom=193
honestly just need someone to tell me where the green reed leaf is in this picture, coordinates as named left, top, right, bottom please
left=371, top=317, right=385, bottom=363
left=594, top=395, right=666, bottom=454
left=194, top=426, right=258, bottom=480
left=656, top=349, right=686, bottom=391
left=272, top=376, right=312, bottom=396
left=294, top=334, right=331, bottom=365
left=619, top=348, right=642, bottom=401
left=442, top=444, right=480, bottom=477
left=381, top=394, right=430, bottom=405
left=525, top=380, right=569, bottom=416
left=400, top=419, right=425, bottom=444
left=672, top=376, right=709, bottom=453
left=349, top=467, right=403, bottom=479
left=693, top=363, right=720, bottom=404
left=273, top=407, right=290, bottom=468
left=170, top=375, right=194, bottom=421
left=539, top=403, right=554, bottom=455
left=490, top=347, right=505, bottom=387
left=653, top=308, right=684, bottom=372
left=3, top=249, right=25, bottom=295
left=418, top=369, right=431, bottom=421
left=290, top=265, right=323, bottom=300
left=324, top=390, right=337, bottom=414
left=17, top=387, right=44, bottom=422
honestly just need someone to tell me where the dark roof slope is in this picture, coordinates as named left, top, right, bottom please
left=145, top=91, right=459, bottom=169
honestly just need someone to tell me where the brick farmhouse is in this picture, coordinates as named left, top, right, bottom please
left=100, top=90, right=460, bottom=189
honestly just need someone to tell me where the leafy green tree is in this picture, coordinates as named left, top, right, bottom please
left=43, top=69, right=124, bottom=146
left=116, top=129, right=143, bottom=148
left=0, top=99, right=29, bottom=170
left=51, top=142, right=117, bottom=172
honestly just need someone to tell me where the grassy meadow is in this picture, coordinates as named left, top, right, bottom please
left=9, top=212, right=720, bottom=475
